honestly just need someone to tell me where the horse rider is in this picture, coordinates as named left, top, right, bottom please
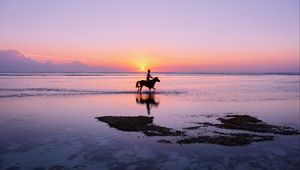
left=146, top=69, right=153, bottom=82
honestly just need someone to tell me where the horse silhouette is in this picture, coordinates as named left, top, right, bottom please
left=136, top=77, right=160, bottom=92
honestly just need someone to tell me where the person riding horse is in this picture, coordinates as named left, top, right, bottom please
left=136, top=69, right=160, bottom=92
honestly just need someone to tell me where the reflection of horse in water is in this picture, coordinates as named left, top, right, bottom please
left=136, top=77, right=160, bottom=92
left=136, top=93, right=160, bottom=115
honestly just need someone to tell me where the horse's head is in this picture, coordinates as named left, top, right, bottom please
left=153, top=77, right=160, bottom=82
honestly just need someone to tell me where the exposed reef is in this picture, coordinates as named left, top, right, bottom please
left=96, top=114, right=299, bottom=146
left=96, top=116, right=184, bottom=136
left=177, top=133, right=274, bottom=146
left=197, top=115, right=300, bottom=135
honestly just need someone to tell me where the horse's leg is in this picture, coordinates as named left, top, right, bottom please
left=135, top=81, right=140, bottom=91
left=139, top=85, right=143, bottom=92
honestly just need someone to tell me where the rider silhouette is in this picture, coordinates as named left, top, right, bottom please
left=146, top=69, right=153, bottom=82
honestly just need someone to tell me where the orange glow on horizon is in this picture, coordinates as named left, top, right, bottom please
left=11, top=46, right=299, bottom=72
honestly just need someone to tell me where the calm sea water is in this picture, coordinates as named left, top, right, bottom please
left=0, top=73, right=299, bottom=169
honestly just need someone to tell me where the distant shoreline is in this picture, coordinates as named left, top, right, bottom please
left=0, top=72, right=299, bottom=76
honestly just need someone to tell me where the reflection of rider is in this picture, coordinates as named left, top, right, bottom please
left=146, top=69, right=153, bottom=82
left=136, top=93, right=159, bottom=115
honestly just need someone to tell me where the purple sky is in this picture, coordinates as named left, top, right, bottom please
left=0, top=0, right=299, bottom=72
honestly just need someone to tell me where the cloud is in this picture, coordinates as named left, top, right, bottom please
left=0, top=50, right=121, bottom=72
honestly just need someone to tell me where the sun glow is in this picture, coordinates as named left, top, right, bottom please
left=139, top=65, right=146, bottom=72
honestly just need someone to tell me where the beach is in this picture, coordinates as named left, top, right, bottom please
left=0, top=73, right=299, bottom=169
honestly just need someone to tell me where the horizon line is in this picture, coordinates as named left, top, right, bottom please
left=0, top=71, right=299, bottom=75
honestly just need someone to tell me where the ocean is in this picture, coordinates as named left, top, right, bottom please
left=0, top=73, right=299, bottom=169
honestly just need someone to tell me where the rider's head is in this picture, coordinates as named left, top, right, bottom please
left=148, top=69, right=151, bottom=73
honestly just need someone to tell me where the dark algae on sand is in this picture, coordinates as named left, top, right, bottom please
left=96, top=116, right=184, bottom=136
left=96, top=114, right=299, bottom=146
left=216, top=115, right=299, bottom=135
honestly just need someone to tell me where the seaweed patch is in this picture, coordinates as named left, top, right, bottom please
left=96, top=114, right=299, bottom=146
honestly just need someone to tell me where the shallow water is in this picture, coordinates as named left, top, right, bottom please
left=0, top=73, right=299, bottom=169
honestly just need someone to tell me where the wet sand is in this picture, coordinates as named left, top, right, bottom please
left=0, top=74, right=299, bottom=169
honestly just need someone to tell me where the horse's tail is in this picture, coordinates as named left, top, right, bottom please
left=136, top=81, right=140, bottom=88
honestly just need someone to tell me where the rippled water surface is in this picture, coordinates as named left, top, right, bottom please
left=0, top=73, right=299, bottom=169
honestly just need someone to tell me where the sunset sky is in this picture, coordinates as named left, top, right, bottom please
left=0, top=0, right=299, bottom=72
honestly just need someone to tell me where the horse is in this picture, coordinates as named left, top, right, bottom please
left=136, top=77, right=160, bottom=92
